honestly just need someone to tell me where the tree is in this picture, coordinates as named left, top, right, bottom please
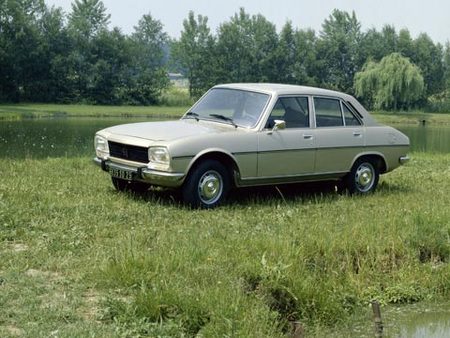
left=89, top=28, right=131, bottom=104
left=65, top=0, right=111, bottom=101
left=171, top=11, right=217, bottom=98
left=316, top=9, right=362, bottom=93
left=68, top=0, right=110, bottom=39
left=215, top=8, right=278, bottom=83
left=292, top=28, right=318, bottom=86
left=125, top=13, right=169, bottom=104
left=411, top=33, right=445, bottom=97
left=273, top=21, right=296, bottom=83
left=0, top=0, right=48, bottom=101
left=380, top=25, right=398, bottom=55
left=354, top=53, right=424, bottom=110
left=444, top=43, right=450, bottom=88
left=397, top=28, right=414, bottom=59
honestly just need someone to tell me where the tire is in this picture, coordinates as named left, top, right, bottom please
left=111, top=177, right=150, bottom=193
left=182, top=160, right=230, bottom=208
left=345, top=158, right=379, bottom=194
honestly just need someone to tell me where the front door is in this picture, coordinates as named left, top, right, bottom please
left=257, top=96, right=315, bottom=177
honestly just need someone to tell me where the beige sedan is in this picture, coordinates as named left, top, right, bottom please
left=94, top=83, right=409, bottom=208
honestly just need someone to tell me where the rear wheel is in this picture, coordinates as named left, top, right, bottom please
left=345, top=158, right=379, bottom=194
left=182, top=160, right=230, bottom=208
left=111, top=177, right=150, bottom=193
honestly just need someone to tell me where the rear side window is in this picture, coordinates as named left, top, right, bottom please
left=342, top=103, right=361, bottom=126
left=314, top=98, right=343, bottom=127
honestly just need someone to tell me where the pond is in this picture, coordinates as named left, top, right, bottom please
left=386, top=302, right=450, bottom=338
left=0, top=117, right=449, bottom=159
left=397, top=125, right=450, bottom=153
left=0, top=117, right=163, bottom=159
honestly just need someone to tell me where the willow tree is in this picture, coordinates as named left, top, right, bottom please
left=354, top=53, right=424, bottom=110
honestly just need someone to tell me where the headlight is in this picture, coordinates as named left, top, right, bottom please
left=148, top=147, right=170, bottom=171
left=94, top=135, right=109, bottom=159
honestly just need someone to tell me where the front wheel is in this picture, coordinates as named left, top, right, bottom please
left=182, top=160, right=230, bottom=208
left=345, top=158, right=379, bottom=194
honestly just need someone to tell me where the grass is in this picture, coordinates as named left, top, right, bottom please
left=0, top=103, right=189, bottom=120
left=0, top=88, right=193, bottom=120
left=1, top=153, right=449, bottom=337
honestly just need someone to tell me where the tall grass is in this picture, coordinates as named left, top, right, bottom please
left=159, top=87, right=195, bottom=107
left=0, top=153, right=449, bottom=336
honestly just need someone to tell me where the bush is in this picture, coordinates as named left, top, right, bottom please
left=427, top=90, right=450, bottom=113
left=159, top=86, right=195, bottom=107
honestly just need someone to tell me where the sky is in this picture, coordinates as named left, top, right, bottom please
left=45, top=0, right=450, bottom=44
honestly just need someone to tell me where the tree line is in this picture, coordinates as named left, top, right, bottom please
left=1, top=0, right=450, bottom=110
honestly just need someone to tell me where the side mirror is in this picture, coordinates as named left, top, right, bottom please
left=272, top=119, right=286, bottom=131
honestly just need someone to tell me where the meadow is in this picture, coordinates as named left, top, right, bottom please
left=1, top=150, right=449, bottom=337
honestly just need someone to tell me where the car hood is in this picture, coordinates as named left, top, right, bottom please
left=103, top=119, right=236, bottom=142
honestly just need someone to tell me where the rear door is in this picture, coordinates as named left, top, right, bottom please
left=313, top=97, right=364, bottom=174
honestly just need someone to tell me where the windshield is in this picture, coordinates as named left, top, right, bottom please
left=185, top=88, right=270, bottom=128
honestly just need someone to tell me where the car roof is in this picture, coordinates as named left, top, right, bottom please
left=212, top=83, right=378, bottom=126
left=214, top=83, right=352, bottom=99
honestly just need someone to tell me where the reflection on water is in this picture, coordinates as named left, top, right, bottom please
left=397, top=125, right=450, bottom=153
left=0, top=117, right=174, bottom=158
left=0, top=118, right=449, bottom=159
left=384, top=302, right=450, bottom=338
left=325, top=302, right=450, bottom=337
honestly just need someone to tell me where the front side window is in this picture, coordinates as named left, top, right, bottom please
left=314, top=98, right=344, bottom=127
left=266, top=97, right=309, bottom=129
left=186, top=88, right=270, bottom=128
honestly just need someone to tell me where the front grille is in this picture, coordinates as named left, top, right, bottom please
left=108, top=141, right=148, bottom=163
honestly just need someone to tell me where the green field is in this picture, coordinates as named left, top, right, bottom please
left=0, top=103, right=189, bottom=120
left=1, top=152, right=449, bottom=337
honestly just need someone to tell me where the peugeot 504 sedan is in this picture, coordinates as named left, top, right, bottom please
left=94, top=83, right=409, bottom=208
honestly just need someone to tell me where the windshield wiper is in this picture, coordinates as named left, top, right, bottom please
left=209, top=114, right=237, bottom=128
left=184, top=111, right=199, bottom=121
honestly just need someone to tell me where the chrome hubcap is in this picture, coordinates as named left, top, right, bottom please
left=355, top=163, right=375, bottom=192
left=198, top=170, right=223, bottom=204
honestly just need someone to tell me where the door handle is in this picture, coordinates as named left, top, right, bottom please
left=353, top=131, right=362, bottom=137
left=303, top=134, right=313, bottom=139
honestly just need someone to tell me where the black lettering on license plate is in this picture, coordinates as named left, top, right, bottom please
left=109, top=167, right=134, bottom=180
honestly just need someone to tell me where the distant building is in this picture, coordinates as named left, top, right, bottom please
left=168, top=73, right=189, bottom=88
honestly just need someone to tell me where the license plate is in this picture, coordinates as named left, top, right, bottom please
left=109, top=167, right=134, bottom=180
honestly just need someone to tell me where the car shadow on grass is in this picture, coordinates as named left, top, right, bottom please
left=229, top=181, right=342, bottom=206
left=113, top=181, right=341, bottom=208
left=116, top=180, right=411, bottom=208
left=376, top=181, right=413, bottom=194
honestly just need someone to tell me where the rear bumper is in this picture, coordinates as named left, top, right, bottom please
left=399, top=155, right=410, bottom=165
left=93, top=157, right=185, bottom=187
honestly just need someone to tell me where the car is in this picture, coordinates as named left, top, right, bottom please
left=94, top=83, right=410, bottom=208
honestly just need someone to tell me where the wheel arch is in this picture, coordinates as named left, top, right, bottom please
left=185, top=149, right=240, bottom=187
left=351, top=152, right=387, bottom=174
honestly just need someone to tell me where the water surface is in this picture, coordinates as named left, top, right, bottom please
left=0, top=117, right=170, bottom=158
left=0, top=118, right=449, bottom=159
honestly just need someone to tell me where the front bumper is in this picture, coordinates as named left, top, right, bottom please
left=93, top=157, right=185, bottom=188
